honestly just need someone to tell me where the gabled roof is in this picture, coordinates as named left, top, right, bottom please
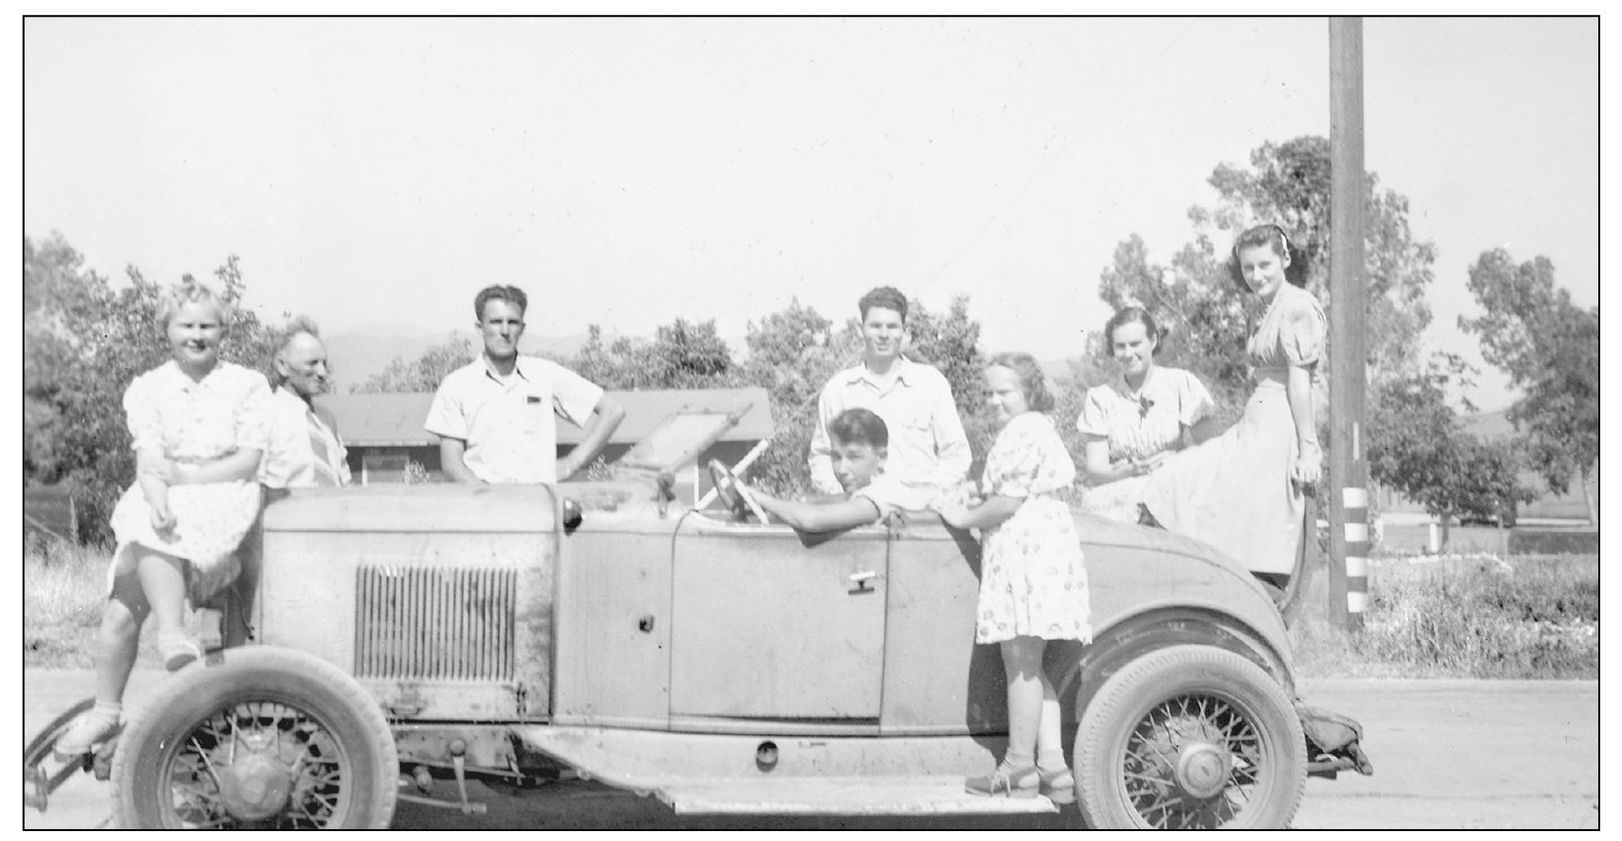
left=319, top=387, right=774, bottom=447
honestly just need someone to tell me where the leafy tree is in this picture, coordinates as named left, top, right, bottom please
left=564, top=318, right=739, bottom=391
left=904, top=295, right=993, bottom=461
left=644, top=319, right=739, bottom=389
left=1366, top=358, right=1534, bottom=546
left=354, top=336, right=475, bottom=393
left=1460, top=248, right=1600, bottom=522
left=24, top=233, right=281, bottom=542
left=736, top=299, right=853, bottom=495
left=1102, top=137, right=1439, bottom=424
left=1197, top=135, right=1436, bottom=378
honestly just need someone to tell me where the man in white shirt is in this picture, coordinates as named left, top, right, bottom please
left=425, top=285, right=626, bottom=484
left=808, top=286, right=972, bottom=507
left=260, top=317, right=351, bottom=489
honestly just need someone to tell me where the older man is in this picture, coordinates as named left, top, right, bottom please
left=426, top=284, right=625, bottom=484
left=808, top=286, right=971, bottom=505
left=260, top=316, right=351, bottom=489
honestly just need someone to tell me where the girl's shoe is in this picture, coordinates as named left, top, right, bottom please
left=965, top=764, right=1039, bottom=798
left=158, top=630, right=202, bottom=672
left=1039, top=766, right=1076, bottom=805
left=53, top=707, right=122, bottom=760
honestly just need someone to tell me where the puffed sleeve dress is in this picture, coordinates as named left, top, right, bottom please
left=106, top=360, right=271, bottom=602
left=975, top=412, right=1092, bottom=645
left=1075, top=366, right=1214, bottom=523
left=1140, top=284, right=1327, bottom=576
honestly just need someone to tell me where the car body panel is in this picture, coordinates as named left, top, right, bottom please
left=669, top=517, right=888, bottom=720
left=261, top=484, right=557, bottom=721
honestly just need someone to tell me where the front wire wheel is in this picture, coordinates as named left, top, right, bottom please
left=164, top=700, right=349, bottom=828
left=1075, top=645, right=1305, bottom=829
left=114, top=647, right=397, bottom=829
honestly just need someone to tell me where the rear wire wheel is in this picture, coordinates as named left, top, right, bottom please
left=1074, top=644, right=1305, bottom=829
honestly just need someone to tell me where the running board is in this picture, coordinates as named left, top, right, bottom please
left=655, top=776, right=1062, bottom=815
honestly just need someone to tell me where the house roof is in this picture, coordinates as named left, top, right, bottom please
left=319, top=387, right=774, bottom=447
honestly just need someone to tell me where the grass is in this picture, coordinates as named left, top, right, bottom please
left=1290, top=554, right=1599, bottom=680
left=23, top=535, right=175, bottom=669
left=25, top=536, right=1600, bottom=680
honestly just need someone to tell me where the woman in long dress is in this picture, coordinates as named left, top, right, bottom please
left=1140, top=224, right=1325, bottom=589
left=1076, top=307, right=1216, bottom=523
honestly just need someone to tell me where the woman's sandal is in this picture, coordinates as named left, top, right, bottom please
left=53, top=707, right=122, bottom=760
left=1038, top=766, right=1076, bottom=804
left=964, top=764, right=1039, bottom=798
left=158, top=630, right=202, bottom=672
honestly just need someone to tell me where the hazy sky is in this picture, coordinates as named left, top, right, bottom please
left=23, top=16, right=1600, bottom=410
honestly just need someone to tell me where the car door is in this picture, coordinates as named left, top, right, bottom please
left=669, top=515, right=888, bottom=721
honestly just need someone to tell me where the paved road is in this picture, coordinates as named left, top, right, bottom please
left=22, top=671, right=1598, bottom=829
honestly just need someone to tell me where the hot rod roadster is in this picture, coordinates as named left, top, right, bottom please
left=25, top=410, right=1370, bottom=829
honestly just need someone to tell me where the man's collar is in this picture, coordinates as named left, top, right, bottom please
left=272, top=385, right=318, bottom=412
left=482, top=353, right=530, bottom=381
left=846, top=355, right=915, bottom=385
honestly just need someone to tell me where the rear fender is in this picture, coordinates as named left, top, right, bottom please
left=1053, top=606, right=1295, bottom=723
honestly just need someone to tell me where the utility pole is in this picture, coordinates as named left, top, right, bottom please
left=1328, top=18, right=1369, bottom=631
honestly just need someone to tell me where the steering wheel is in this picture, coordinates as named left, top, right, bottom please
left=707, top=459, right=768, bottom=523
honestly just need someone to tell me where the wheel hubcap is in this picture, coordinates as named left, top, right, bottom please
left=163, top=701, right=348, bottom=828
left=1120, top=692, right=1265, bottom=828
left=217, top=755, right=293, bottom=820
left=1174, top=741, right=1232, bottom=799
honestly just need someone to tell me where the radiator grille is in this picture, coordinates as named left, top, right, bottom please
left=355, top=566, right=517, bottom=681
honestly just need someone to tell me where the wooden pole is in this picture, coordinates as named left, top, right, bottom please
left=1329, top=18, right=1368, bottom=630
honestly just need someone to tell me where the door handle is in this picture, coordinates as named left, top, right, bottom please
left=848, top=570, right=877, bottom=592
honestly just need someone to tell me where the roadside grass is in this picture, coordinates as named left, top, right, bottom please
left=25, top=537, right=1600, bottom=680
left=1290, top=554, right=1599, bottom=680
left=23, top=536, right=169, bottom=670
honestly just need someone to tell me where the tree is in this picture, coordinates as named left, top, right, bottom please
left=1102, top=136, right=1439, bottom=424
left=1198, top=136, right=1437, bottom=379
left=354, top=336, right=475, bottom=393
left=904, top=295, right=992, bottom=460
left=736, top=299, right=853, bottom=495
left=564, top=318, right=739, bottom=391
left=1460, top=249, right=1600, bottom=523
left=24, top=233, right=282, bottom=542
left=1365, top=359, right=1534, bottom=547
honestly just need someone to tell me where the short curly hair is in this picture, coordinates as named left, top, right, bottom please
left=474, top=284, right=529, bottom=320
left=857, top=286, right=909, bottom=323
left=156, top=276, right=231, bottom=329
left=986, top=351, right=1055, bottom=413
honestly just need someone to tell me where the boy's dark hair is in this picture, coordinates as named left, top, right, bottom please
left=474, top=284, right=529, bottom=320
left=857, top=286, right=909, bottom=323
left=828, top=407, right=889, bottom=450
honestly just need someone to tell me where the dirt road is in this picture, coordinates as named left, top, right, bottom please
left=22, top=671, right=1597, bottom=829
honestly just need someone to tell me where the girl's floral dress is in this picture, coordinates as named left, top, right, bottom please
left=106, top=360, right=270, bottom=602
left=975, top=411, right=1092, bottom=644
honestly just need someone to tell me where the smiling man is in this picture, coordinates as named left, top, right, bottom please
left=261, top=316, right=351, bottom=489
left=425, top=284, right=625, bottom=484
left=807, top=286, right=970, bottom=504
